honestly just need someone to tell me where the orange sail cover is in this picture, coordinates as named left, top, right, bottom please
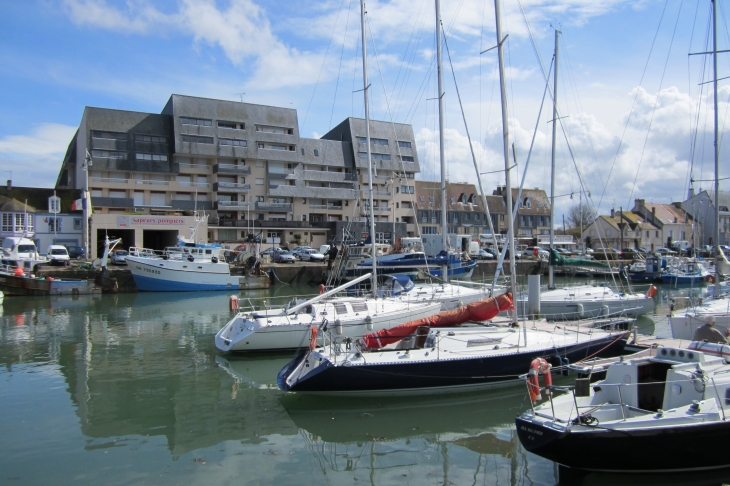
left=362, top=292, right=514, bottom=349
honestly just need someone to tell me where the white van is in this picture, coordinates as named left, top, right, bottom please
left=46, top=245, right=70, bottom=265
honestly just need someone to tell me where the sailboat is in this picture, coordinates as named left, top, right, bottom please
left=277, top=0, right=630, bottom=395
left=516, top=29, right=654, bottom=320
left=669, top=0, right=729, bottom=340
left=215, top=2, right=442, bottom=352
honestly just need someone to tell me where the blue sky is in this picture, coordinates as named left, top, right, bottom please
left=0, top=0, right=727, bottom=223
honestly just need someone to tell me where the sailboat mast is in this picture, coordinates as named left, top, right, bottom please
left=436, top=0, right=449, bottom=282
left=494, top=0, right=518, bottom=315
left=548, top=29, right=560, bottom=289
left=713, top=0, right=721, bottom=298
left=360, top=0, right=378, bottom=296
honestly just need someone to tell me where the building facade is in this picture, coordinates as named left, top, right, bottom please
left=683, top=190, right=729, bottom=246
left=55, top=95, right=422, bottom=256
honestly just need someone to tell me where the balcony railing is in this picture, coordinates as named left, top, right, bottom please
left=92, top=177, right=129, bottom=184
left=255, top=202, right=293, bottom=212
left=309, top=204, right=327, bottom=209
left=214, top=182, right=251, bottom=192
left=178, top=163, right=209, bottom=170
left=215, top=201, right=251, bottom=210
left=214, top=163, right=251, bottom=175
left=208, top=219, right=330, bottom=229
left=135, top=180, right=169, bottom=185
left=179, top=182, right=210, bottom=188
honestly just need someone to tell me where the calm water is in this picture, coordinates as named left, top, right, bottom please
left=1, top=280, right=729, bottom=485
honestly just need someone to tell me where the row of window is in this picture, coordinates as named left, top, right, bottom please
left=355, top=138, right=413, bottom=149
left=220, top=138, right=247, bottom=147
left=136, top=153, right=168, bottom=161
left=358, top=152, right=392, bottom=161
left=519, top=215, right=551, bottom=227
left=1, top=213, right=33, bottom=233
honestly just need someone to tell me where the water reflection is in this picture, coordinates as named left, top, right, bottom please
left=2, top=287, right=729, bottom=485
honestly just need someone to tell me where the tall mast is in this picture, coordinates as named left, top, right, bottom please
left=494, top=0, right=518, bottom=322
left=548, top=29, right=560, bottom=289
left=436, top=0, right=449, bottom=282
left=360, top=0, right=378, bottom=296
left=713, top=0, right=721, bottom=298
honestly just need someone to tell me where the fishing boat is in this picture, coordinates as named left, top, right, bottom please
left=661, top=258, right=710, bottom=285
left=625, top=254, right=665, bottom=282
left=277, top=293, right=630, bottom=395
left=215, top=273, right=441, bottom=352
left=126, top=214, right=270, bottom=292
left=515, top=343, right=730, bottom=472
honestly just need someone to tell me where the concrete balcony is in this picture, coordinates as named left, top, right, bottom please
left=135, top=180, right=169, bottom=186
left=213, top=182, right=250, bottom=192
left=171, top=200, right=214, bottom=211
left=214, top=163, right=251, bottom=175
left=303, top=170, right=353, bottom=183
left=255, top=202, right=292, bottom=212
left=178, top=181, right=211, bottom=189
left=268, top=184, right=358, bottom=200
left=177, top=162, right=211, bottom=173
left=90, top=177, right=130, bottom=190
left=363, top=189, right=392, bottom=196
left=208, top=219, right=330, bottom=229
left=268, top=168, right=294, bottom=180
left=92, top=197, right=134, bottom=208
left=215, top=201, right=251, bottom=211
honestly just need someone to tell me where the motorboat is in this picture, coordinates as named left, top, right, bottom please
left=215, top=273, right=442, bottom=352
left=669, top=295, right=730, bottom=340
left=126, top=214, right=270, bottom=292
left=516, top=284, right=656, bottom=320
left=516, top=343, right=730, bottom=473
left=277, top=293, right=630, bottom=396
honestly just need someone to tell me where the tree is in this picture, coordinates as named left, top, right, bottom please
left=565, top=203, right=597, bottom=230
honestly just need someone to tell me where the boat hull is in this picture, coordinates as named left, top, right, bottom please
left=127, top=257, right=270, bottom=291
left=0, top=273, right=53, bottom=296
left=515, top=416, right=730, bottom=472
left=279, top=334, right=626, bottom=396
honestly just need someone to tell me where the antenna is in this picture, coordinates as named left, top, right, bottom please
left=235, top=92, right=246, bottom=102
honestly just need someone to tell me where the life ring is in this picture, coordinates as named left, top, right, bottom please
left=318, top=284, right=326, bottom=294
left=647, top=285, right=657, bottom=298
left=527, top=357, right=553, bottom=403
left=309, top=326, right=318, bottom=350
left=706, top=274, right=717, bottom=284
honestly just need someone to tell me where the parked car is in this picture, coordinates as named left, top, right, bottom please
left=65, top=245, right=86, bottom=260
left=522, top=247, right=549, bottom=259
left=291, top=246, right=312, bottom=259
left=261, top=247, right=282, bottom=256
left=298, top=249, right=325, bottom=262
left=110, top=250, right=128, bottom=265
left=273, top=250, right=296, bottom=263
left=46, top=245, right=70, bottom=266
left=655, top=247, right=677, bottom=256
left=477, top=249, right=494, bottom=260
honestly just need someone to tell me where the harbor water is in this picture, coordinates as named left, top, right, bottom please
left=1, top=279, right=729, bottom=485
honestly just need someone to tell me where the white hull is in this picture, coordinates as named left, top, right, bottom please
left=126, top=255, right=269, bottom=291
left=216, top=299, right=441, bottom=352
left=517, top=285, right=654, bottom=319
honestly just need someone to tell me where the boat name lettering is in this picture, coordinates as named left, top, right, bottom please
left=137, top=266, right=161, bottom=274
left=519, top=425, right=543, bottom=436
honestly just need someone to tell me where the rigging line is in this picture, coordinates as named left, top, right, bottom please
left=301, top=0, right=348, bottom=135
left=328, top=0, right=354, bottom=131
left=690, top=15, right=712, bottom=189
left=391, top=0, right=429, bottom=121
left=599, top=0, right=674, bottom=211
left=626, top=0, right=685, bottom=209
left=717, top=0, right=730, bottom=152
left=688, top=6, right=711, bottom=191
left=441, top=24, right=500, bottom=280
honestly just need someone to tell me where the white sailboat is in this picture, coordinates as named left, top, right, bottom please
left=215, top=1, right=442, bottom=352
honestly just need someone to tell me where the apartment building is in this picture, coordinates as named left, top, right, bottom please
left=55, top=95, right=420, bottom=256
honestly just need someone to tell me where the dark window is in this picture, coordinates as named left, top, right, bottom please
left=180, top=117, right=212, bottom=127
left=182, top=135, right=214, bottom=144
left=219, top=138, right=247, bottom=147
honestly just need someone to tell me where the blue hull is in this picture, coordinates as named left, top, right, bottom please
left=131, top=274, right=238, bottom=292
left=661, top=275, right=705, bottom=285
left=427, top=260, right=477, bottom=278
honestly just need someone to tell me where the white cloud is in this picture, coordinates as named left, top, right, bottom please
left=0, top=124, right=77, bottom=188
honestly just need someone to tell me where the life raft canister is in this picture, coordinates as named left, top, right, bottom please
left=527, top=357, right=553, bottom=403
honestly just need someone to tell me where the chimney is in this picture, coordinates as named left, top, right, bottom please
left=688, top=187, right=695, bottom=199
left=651, top=207, right=656, bottom=216
left=611, top=208, right=615, bottom=218
left=636, top=198, right=645, bottom=209
left=6, top=179, right=11, bottom=191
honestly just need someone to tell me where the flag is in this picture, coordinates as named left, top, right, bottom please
left=72, top=198, right=83, bottom=211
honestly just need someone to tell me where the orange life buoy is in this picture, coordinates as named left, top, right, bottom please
left=309, top=326, right=318, bottom=350
left=527, top=358, right=553, bottom=403
left=647, top=285, right=657, bottom=298
left=13, top=267, right=23, bottom=277
left=706, top=274, right=717, bottom=284
left=318, top=284, right=325, bottom=294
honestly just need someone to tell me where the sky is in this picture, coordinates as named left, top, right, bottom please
left=0, top=0, right=728, bottom=226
